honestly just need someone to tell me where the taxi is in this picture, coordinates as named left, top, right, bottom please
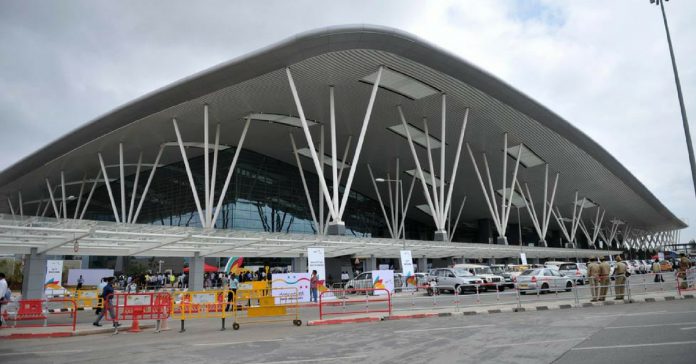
left=515, top=268, right=574, bottom=294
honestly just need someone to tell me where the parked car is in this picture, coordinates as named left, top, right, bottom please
left=543, top=261, right=568, bottom=271
left=557, top=262, right=587, bottom=285
left=507, top=264, right=530, bottom=282
left=429, top=268, right=484, bottom=295
left=490, top=264, right=515, bottom=288
left=515, top=268, right=574, bottom=294
left=453, top=264, right=505, bottom=291
left=345, top=272, right=373, bottom=292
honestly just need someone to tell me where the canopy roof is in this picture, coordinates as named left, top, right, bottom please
left=0, top=25, right=684, bottom=233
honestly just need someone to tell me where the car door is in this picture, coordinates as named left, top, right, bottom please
left=543, top=269, right=556, bottom=290
left=550, top=269, right=564, bottom=291
left=438, top=269, right=452, bottom=290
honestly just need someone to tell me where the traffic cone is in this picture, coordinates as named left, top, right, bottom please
left=127, top=316, right=141, bottom=333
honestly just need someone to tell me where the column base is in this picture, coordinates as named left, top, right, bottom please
left=496, top=236, right=508, bottom=245
left=326, top=222, right=346, bottom=236
left=538, top=240, right=548, bottom=247
left=434, top=230, right=448, bottom=242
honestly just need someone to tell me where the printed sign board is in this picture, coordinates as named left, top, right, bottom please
left=371, top=270, right=394, bottom=295
left=272, top=273, right=310, bottom=304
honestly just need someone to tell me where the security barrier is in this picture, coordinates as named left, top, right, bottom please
left=74, top=289, right=102, bottom=310
left=677, top=267, right=696, bottom=295
left=232, top=287, right=301, bottom=330
left=319, top=288, right=390, bottom=320
left=171, top=289, right=231, bottom=332
left=1, top=298, right=76, bottom=331
left=107, top=292, right=171, bottom=333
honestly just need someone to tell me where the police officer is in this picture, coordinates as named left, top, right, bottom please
left=598, top=256, right=611, bottom=301
left=613, top=256, right=627, bottom=300
left=678, top=253, right=692, bottom=289
left=587, top=256, right=600, bottom=302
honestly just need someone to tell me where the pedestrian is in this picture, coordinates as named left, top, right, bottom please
left=652, top=259, right=663, bottom=282
left=310, top=270, right=319, bottom=303
left=95, top=278, right=108, bottom=315
left=77, top=275, right=84, bottom=290
left=341, top=271, right=349, bottom=286
left=613, top=256, right=627, bottom=300
left=226, top=273, right=239, bottom=312
left=0, top=272, right=9, bottom=327
left=93, top=277, right=120, bottom=328
left=598, top=256, right=611, bottom=301
left=678, top=253, right=692, bottom=289
left=587, top=257, right=600, bottom=302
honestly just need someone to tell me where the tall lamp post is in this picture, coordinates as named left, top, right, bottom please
left=651, top=0, right=696, bottom=199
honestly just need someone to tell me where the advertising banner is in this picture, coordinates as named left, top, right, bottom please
left=45, top=260, right=66, bottom=295
left=520, top=253, right=528, bottom=265
left=371, top=270, right=394, bottom=295
left=308, top=247, right=333, bottom=299
left=658, top=252, right=665, bottom=261
left=67, top=269, right=114, bottom=286
left=271, top=273, right=310, bottom=304
left=400, top=250, right=416, bottom=289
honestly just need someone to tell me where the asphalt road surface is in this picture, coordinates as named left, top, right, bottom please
left=1, top=296, right=694, bottom=363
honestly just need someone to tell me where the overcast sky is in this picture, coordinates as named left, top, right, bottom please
left=1, top=0, right=695, bottom=243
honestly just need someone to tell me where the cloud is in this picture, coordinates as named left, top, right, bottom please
left=0, top=0, right=694, bottom=242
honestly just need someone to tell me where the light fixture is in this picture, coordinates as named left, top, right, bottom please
left=610, top=219, right=625, bottom=225
left=506, top=144, right=545, bottom=168
left=415, top=204, right=433, bottom=216
left=296, top=148, right=349, bottom=168
left=495, top=188, right=526, bottom=208
left=574, top=198, right=597, bottom=208
left=375, top=178, right=386, bottom=182
left=387, top=123, right=442, bottom=149
left=360, top=68, right=439, bottom=100
left=245, top=113, right=318, bottom=128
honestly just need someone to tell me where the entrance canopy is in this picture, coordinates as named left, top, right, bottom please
left=0, top=214, right=620, bottom=260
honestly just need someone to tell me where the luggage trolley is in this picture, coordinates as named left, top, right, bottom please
left=232, top=286, right=301, bottom=330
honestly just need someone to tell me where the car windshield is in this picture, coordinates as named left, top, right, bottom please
left=521, top=269, right=541, bottom=276
left=473, top=267, right=493, bottom=275
left=490, top=267, right=505, bottom=274
left=453, top=269, right=473, bottom=277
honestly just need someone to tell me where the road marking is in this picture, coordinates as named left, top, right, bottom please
left=487, top=337, right=586, bottom=348
left=0, top=350, right=85, bottom=357
left=394, top=324, right=494, bottom=333
left=680, top=326, right=696, bottom=331
left=585, top=310, right=696, bottom=319
left=606, top=321, right=696, bottom=329
left=193, top=339, right=284, bottom=346
left=571, top=340, right=696, bottom=351
left=246, top=355, right=367, bottom=364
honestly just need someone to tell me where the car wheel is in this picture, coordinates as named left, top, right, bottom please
left=565, top=282, right=573, bottom=292
left=540, top=283, right=549, bottom=294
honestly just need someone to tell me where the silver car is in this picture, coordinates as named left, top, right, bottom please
left=558, top=262, right=587, bottom=285
left=429, top=268, right=484, bottom=295
left=345, top=272, right=373, bottom=292
left=516, top=268, right=574, bottom=294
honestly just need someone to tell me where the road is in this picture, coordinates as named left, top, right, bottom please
left=1, top=295, right=693, bottom=363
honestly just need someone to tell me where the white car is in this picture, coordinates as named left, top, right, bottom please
left=516, top=268, right=574, bottom=293
left=557, top=262, right=587, bottom=285
left=453, top=264, right=506, bottom=291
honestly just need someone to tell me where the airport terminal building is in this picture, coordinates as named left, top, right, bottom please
left=0, top=25, right=685, bottom=297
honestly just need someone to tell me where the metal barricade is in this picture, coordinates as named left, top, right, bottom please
left=171, top=289, right=230, bottom=332
left=109, top=292, right=171, bottom=334
left=1, top=298, right=76, bottom=331
left=319, top=288, right=391, bottom=320
left=677, top=267, right=696, bottom=296
left=232, top=287, right=301, bottom=330
left=74, top=289, right=101, bottom=310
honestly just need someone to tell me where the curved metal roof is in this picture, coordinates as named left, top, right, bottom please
left=0, top=24, right=685, bottom=232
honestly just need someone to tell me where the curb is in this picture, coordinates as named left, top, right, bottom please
left=1, top=323, right=157, bottom=339
left=307, top=317, right=381, bottom=326
left=384, top=313, right=438, bottom=321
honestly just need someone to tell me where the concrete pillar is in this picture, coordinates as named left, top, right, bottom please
left=188, top=252, right=204, bottom=291
left=417, top=257, right=428, bottom=272
left=21, top=248, right=47, bottom=299
left=115, top=256, right=124, bottom=273
left=292, top=254, right=307, bottom=273
left=81, top=255, right=90, bottom=269
left=366, top=255, right=377, bottom=271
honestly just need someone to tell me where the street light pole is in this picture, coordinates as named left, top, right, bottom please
left=652, top=0, right=696, bottom=198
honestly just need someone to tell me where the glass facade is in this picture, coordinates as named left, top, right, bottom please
left=75, top=148, right=434, bottom=239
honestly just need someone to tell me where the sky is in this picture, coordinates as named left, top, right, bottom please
left=0, top=0, right=695, bottom=243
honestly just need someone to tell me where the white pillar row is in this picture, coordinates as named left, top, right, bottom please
left=366, top=159, right=417, bottom=240
left=598, top=219, right=623, bottom=250
left=515, top=164, right=559, bottom=247
left=579, top=207, right=605, bottom=248
left=398, top=98, right=470, bottom=241
left=466, top=132, right=522, bottom=245
left=286, top=66, right=383, bottom=234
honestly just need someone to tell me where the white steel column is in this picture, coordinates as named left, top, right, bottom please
left=204, top=105, right=210, bottom=227
left=18, top=192, right=23, bottom=217
left=172, top=118, right=206, bottom=227
left=440, top=94, right=446, bottom=229
left=330, top=86, right=339, bottom=214
left=60, top=171, right=67, bottom=219
left=79, top=171, right=102, bottom=220
left=73, top=174, right=87, bottom=219
left=319, top=125, right=325, bottom=232
left=98, top=153, right=121, bottom=223
left=45, top=179, right=60, bottom=220
left=367, top=164, right=395, bottom=238
left=211, top=117, right=252, bottom=227
left=209, top=123, right=220, bottom=227
left=126, top=152, right=142, bottom=223
left=132, top=145, right=164, bottom=223
left=119, top=143, right=126, bottom=224
left=518, top=164, right=559, bottom=245
left=7, top=197, right=15, bottom=217
left=290, top=134, right=319, bottom=231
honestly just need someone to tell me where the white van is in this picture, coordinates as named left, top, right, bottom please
left=452, top=264, right=506, bottom=291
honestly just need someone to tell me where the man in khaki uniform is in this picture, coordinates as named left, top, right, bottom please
left=587, top=256, right=600, bottom=302
left=613, top=256, right=627, bottom=300
left=679, top=253, right=692, bottom=289
left=598, top=256, right=611, bottom=301
left=652, top=259, right=663, bottom=282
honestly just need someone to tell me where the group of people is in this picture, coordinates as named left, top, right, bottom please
left=586, top=253, right=692, bottom=302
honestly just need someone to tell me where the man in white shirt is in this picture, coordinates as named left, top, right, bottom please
left=0, top=272, right=10, bottom=327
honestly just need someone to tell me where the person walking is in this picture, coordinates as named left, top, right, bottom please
left=652, top=259, right=663, bottom=282
left=598, top=256, right=611, bottom=301
left=76, top=275, right=84, bottom=290
left=310, top=270, right=319, bottom=303
left=226, top=273, right=239, bottom=312
left=613, top=256, right=627, bottom=300
left=678, top=253, right=692, bottom=289
left=587, top=257, right=600, bottom=302
left=93, top=277, right=120, bottom=328
left=0, top=272, right=9, bottom=327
